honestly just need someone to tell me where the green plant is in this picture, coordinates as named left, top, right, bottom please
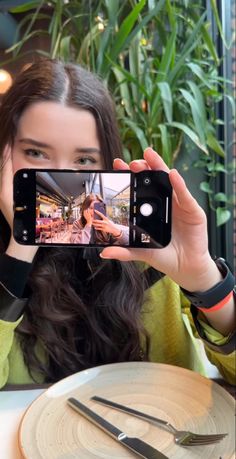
left=5, top=0, right=234, bottom=225
left=193, top=155, right=235, bottom=226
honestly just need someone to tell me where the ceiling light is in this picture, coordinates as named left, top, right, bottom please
left=0, top=69, right=12, bottom=94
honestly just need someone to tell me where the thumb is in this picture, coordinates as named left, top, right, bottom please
left=100, top=247, right=142, bottom=262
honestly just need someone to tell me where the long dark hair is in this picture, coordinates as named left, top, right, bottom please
left=0, top=59, right=150, bottom=382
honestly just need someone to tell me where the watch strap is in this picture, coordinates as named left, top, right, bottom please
left=191, top=301, right=236, bottom=355
left=181, top=258, right=235, bottom=310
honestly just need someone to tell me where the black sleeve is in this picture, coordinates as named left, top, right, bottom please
left=0, top=253, right=32, bottom=321
left=0, top=253, right=32, bottom=298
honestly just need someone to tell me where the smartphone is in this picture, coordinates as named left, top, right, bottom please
left=93, top=201, right=106, bottom=219
left=13, top=169, right=172, bottom=248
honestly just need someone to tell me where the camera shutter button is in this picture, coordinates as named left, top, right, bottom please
left=140, top=203, right=153, bottom=216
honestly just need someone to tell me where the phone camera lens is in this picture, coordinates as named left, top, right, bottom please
left=143, top=177, right=151, bottom=186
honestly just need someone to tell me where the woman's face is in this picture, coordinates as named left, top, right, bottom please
left=12, top=101, right=104, bottom=172
left=84, top=199, right=99, bottom=218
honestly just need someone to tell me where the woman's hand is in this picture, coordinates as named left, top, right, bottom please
left=0, top=145, right=38, bottom=262
left=100, top=147, right=222, bottom=292
left=92, top=211, right=122, bottom=237
left=83, top=209, right=93, bottom=226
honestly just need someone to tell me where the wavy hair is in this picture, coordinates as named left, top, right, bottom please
left=0, top=59, right=150, bottom=382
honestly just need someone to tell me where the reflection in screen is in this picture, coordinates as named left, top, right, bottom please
left=35, top=171, right=131, bottom=245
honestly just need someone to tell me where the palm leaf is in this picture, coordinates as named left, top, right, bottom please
left=157, top=82, right=173, bottom=123
left=179, top=88, right=206, bottom=144
left=167, top=122, right=208, bottom=154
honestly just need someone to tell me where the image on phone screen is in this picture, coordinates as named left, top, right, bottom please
left=35, top=171, right=130, bottom=245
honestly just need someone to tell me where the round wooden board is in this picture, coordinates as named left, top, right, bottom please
left=18, top=362, right=235, bottom=459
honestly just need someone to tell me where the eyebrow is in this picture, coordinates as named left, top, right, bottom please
left=19, top=138, right=101, bottom=154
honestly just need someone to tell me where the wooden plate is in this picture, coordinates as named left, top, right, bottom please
left=18, top=362, right=235, bottom=459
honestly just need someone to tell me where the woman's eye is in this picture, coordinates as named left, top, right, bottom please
left=24, top=149, right=48, bottom=159
left=75, top=156, right=96, bottom=165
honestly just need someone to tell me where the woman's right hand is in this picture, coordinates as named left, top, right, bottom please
left=0, top=145, right=38, bottom=262
left=83, top=209, right=93, bottom=226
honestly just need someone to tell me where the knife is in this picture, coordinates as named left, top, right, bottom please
left=67, top=397, right=169, bottom=459
left=91, top=395, right=169, bottom=427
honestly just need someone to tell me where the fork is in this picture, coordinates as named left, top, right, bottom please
left=91, top=395, right=228, bottom=447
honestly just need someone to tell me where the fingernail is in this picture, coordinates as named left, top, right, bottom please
left=99, top=253, right=110, bottom=259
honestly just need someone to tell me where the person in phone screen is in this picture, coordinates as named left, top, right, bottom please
left=70, top=194, right=129, bottom=245
left=0, top=59, right=235, bottom=389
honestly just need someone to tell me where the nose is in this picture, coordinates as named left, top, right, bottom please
left=48, top=160, right=77, bottom=170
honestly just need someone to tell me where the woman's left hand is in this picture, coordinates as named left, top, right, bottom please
left=92, top=211, right=122, bottom=238
left=100, top=147, right=222, bottom=292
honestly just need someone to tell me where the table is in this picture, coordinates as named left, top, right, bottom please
left=0, top=388, right=44, bottom=459
left=0, top=379, right=235, bottom=459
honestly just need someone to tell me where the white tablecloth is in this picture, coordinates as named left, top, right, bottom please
left=0, top=389, right=44, bottom=459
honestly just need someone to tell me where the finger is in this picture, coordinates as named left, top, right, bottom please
left=100, top=247, right=138, bottom=261
left=94, top=209, right=106, bottom=219
left=100, top=246, right=151, bottom=263
left=1, top=144, right=11, bottom=165
left=113, top=158, right=130, bottom=170
left=143, top=147, right=170, bottom=172
left=169, top=169, right=199, bottom=211
left=0, top=145, right=13, bottom=188
left=129, top=159, right=150, bottom=172
left=92, top=221, right=103, bottom=229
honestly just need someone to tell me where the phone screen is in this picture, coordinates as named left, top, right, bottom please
left=13, top=169, right=172, bottom=248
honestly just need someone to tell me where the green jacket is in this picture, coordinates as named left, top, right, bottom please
left=0, top=276, right=235, bottom=388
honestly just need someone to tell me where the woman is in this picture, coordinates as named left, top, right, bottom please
left=0, top=59, right=235, bottom=388
left=70, top=193, right=129, bottom=245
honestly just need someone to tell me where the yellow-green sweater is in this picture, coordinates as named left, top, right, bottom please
left=0, top=276, right=235, bottom=388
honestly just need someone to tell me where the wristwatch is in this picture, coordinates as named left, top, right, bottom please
left=181, top=258, right=235, bottom=310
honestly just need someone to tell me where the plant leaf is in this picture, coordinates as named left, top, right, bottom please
left=214, top=193, right=228, bottom=202
left=124, top=118, right=149, bottom=152
left=6, top=29, right=48, bottom=54
left=112, top=67, right=133, bottom=118
left=210, top=0, right=232, bottom=49
left=100, top=0, right=166, bottom=76
left=59, top=36, right=71, bottom=61
left=186, top=63, right=213, bottom=89
left=158, top=124, right=171, bottom=166
left=167, top=122, right=208, bottom=154
left=216, top=208, right=231, bottom=226
left=106, top=0, right=146, bottom=65
left=169, top=12, right=207, bottom=84
left=157, top=25, right=176, bottom=82
left=200, top=181, right=214, bottom=193
left=187, top=81, right=207, bottom=125
left=157, top=82, right=173, bottom=123
left=206, top=132, right=225, bottom=157
left=179, top=88, right=205, bottom=144
left=9, top=1, right=41, bottom=13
